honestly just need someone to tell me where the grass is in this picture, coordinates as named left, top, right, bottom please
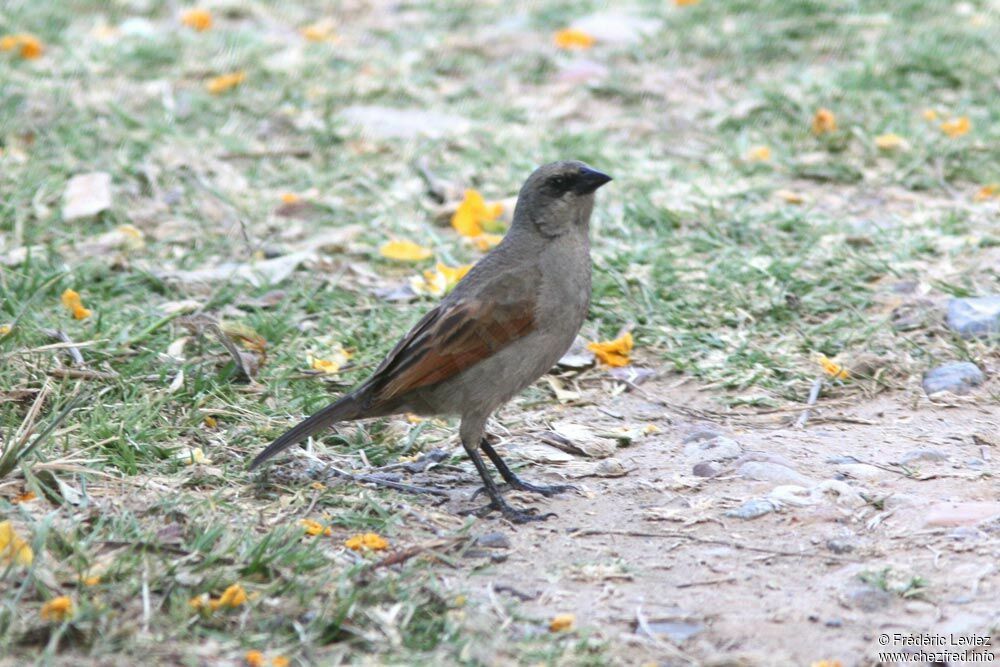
left=1, top=0, right=998, bottom=663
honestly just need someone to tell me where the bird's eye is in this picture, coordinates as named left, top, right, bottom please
left=549, top=175, right=570, bottom=190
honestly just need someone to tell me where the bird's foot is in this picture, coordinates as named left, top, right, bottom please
left=470, top=479, right=576, bottom=501
left=465, top=501, right=555, bottom=524
left=507, top=479, right=577, bottom=497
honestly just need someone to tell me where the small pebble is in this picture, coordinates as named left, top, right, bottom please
left=692, top=462, right=721, bottom=477
left=737, top=461, right=813, bottom=486
left=476, top=532, right=511, bottom=549
left=725, top=498, right=779, bottom=520
left=922, top=361, right=984, bottom=395
left=898, top=449, right=948, bottom=465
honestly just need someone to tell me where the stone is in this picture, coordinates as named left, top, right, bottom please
left=63, top=172, right=112, bottom=221
left=922, top=362, right=984, bottom=395
left=898, top=449, right=948, bottom=465
left=826, top=538, right=856, bottom=554
left=725, top=498, right=779, bottom=520
left=684, top=436, right=742, bottom=463
left=737, top=461, right=813, bottom=486
left=946, top=297, right=1000, bottom=338
left=475, top=532, right=511, bottom=549
left=692, top=461, right=721, bottom=477
left=924, top=501, right=1000, bottom=527
left=844, top=585, right=892, bottom=612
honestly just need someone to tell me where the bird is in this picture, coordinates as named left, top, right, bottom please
left=251, top=160, right=612, bottom=522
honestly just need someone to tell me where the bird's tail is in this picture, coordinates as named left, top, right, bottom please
left=250, top=392, right=364, bottom=469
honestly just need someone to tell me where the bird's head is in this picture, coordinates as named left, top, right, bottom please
left=513, top=160, right=612, bottom=238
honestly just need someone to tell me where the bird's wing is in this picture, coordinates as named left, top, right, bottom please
left=368, top=291, right=537, bottom=403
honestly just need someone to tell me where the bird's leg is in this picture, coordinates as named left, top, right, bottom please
left=461, top=438, right=552, bottom=524
left=479, top=437, right=576, bottom=497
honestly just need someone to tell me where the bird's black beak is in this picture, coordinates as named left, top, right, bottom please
left=574, top=166, right=613, bottom=194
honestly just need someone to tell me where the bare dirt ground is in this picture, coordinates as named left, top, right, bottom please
left=440, top=378, right=1000, bottom=666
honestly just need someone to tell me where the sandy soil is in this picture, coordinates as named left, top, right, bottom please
left=443, top=379, right=1000, bottom=666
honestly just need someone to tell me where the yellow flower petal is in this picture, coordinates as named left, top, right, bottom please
left=775, top=189, right=804, bottom=204
left=588, top=332, right=634, bottom=367
left=472, top=233, right=504, bottom=251
left=245, top=650, right=266, bottom=667
left=61, top=289, right=92, bottom=320
left=745, top=145, right=771, bottom=162
left=811, top=108, right=837, bottom=135
left=40, top=596, right=74, bottom=622
left=308, top=344, right=351, bottom=374
left=410, top=262, right=472, bottom=296
left=13, top=491, right=37, bottom=504
left=451, top=189, right=504, bottom=238
left=554, top=28, right=595, bottom=50
left=549, top=613, right=575, bottom=632
left=0, top=521, right=33, bottom=567
left=921, top=108, right=939, bottom=122
left=206, top=71, right=247, bottom=95
left=816, top=354, right=848, bottom=380
left=940, top=116, right=970, bottom=138
left=0, top=324, right=11, bottom=336
left=973, top=184, right=998, bottom=202
left=210, top=583, right=248, bottom=610
left=300, top=519, right=332, bottom=537
left=810, top=662, right=843, bottom=667
left=675, top=0, right=700, bottom=5
left=272, top=657, right=290, bottom=667
left=1, top=34, right=44, bottom=59
left=301, top=20, right=336, bottom=42
left=180, top=8, right=213, bottom=32
left=280, top=192, right=300, bottom=204
left=82, top=575, right=101, bottom=586
left=344, top=533, right=389, bottom=551
left=874, top=133, right=906, bottom=150
left=379, top=239, right=433, bottom=262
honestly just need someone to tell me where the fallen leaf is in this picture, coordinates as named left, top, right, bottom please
left=155, top=251, right=317, bottom=286
left=379, top=239, right=433, bottom=262
left=548, top=421, right=617, bottom=458
left=63, top=172, right=112, bottom=221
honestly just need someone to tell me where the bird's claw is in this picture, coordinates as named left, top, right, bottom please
left=464, top=501, right=556, bottom=524
left=470, top=481, right=576, bottom=501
